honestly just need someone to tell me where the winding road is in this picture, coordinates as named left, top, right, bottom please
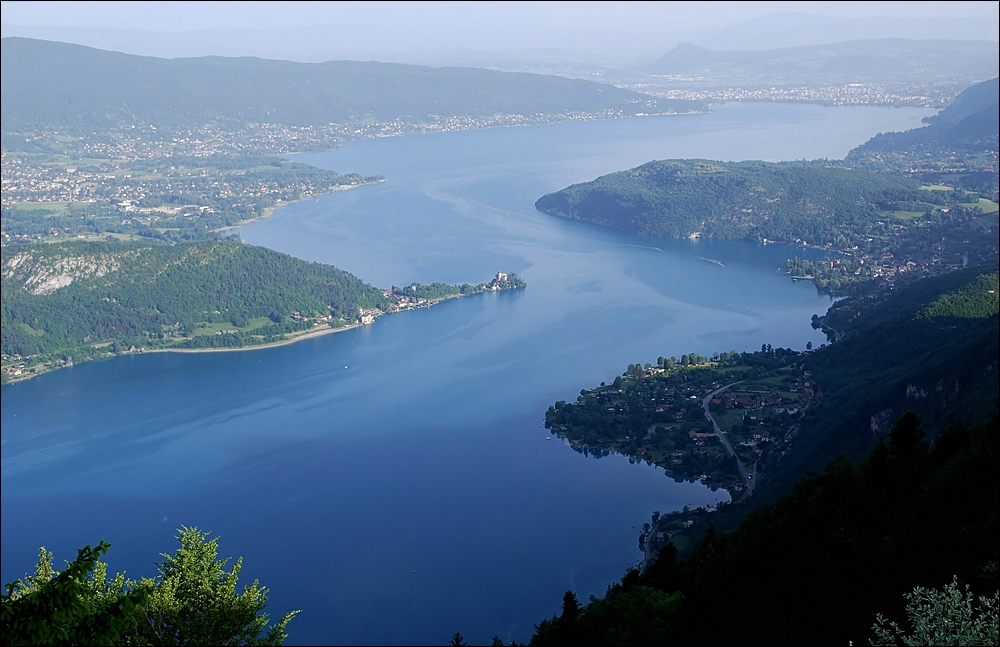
left=701, top=382, right=755, bottom=496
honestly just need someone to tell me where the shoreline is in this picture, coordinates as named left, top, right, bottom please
left=1, top=292, right=475, bottom=383
left=143, top=320, right=363, bottom=354
left=145, top=292, right=465, bottom=355
left=211, top=181, right=380, bottom=234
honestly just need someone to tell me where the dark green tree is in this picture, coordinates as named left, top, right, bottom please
left=0, top=541, right=148, bottom=646
left=129, top=526, right=298, bottom=646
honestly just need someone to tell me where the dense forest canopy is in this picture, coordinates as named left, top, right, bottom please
left=0, top=37, right=703, bottom=136
left=531, top=412, right=999, bottom=646
left=763, top=265, right=999, bottom=499
left=0, top=239, right=388, bottom=361
left=535, top=159, right=920, bottom=246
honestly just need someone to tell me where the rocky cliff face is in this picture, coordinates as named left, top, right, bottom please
left=2, top=248, right=133, bottom=295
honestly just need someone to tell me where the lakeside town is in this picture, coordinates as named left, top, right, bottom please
left=619, top=80, right=974, bottom=107
left=545, top=347, right=819, bottom=498
left=1, top=108, right=703, bottom=245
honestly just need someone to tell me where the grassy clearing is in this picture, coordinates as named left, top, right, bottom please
left=715, top=410, right=743, bottom=432
left=46, top=158, right=110, bottom=168
left=889, top=210, right=926, bottom=220
left=18, top=322, right=45, bottom=337
left=102, top=233, right=147, bottom=242
left=190, top=316, right=274, bottom=337
left=14, top=201, right=72, bottom=215
left=976, top=198, right=999, bottom=213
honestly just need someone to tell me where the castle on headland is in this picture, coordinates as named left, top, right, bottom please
left=488, top=272, right=509, bottom=290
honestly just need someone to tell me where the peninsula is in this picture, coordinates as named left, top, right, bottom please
left=0, top=239, right=525, bottom=382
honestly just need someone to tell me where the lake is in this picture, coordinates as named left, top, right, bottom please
left=1, top=103, right=930, bottom=645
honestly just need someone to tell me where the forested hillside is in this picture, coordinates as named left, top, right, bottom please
left=924, top=77, right=1000, bottom=129
left=850, top=77, right=999, bottom=154
left=531, top=264, right=999, bottom=647
left=846, top=77, right=999, bottom=184
left=532, top=413, right=999, bottom=646
left=0, top=37, right=702, bottom=136
left=535, top=160, right=919, bottom=246
left=0, top=240, right=388, bottom=373
left=763, top=265, right=999, bottom=499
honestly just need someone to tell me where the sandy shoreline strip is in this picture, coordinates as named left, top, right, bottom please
left=143, top=321, right=362, bottom=354
left=3, top=290, right=469, bottom=384
left=145, top=293, right=466, bottom=355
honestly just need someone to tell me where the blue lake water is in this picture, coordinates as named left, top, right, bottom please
left=1, top=103, right=930, bottom=645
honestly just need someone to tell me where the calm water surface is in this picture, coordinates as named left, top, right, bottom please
left=1, top=103, right=929, bottom=645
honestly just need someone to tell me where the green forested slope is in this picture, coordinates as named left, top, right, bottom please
left=925, top=77, right=1000, bottom=128
left=0, top=240, right=388, bottom=363
left=846, top=77, right=999, bottom=173
left=532, top=413, right=999, bottom=646
left=0, top=37, right=701, bottom=135
left=761, top=266, right=1000, bottom=499
left=535, top=159, right=919, bottom=246
left=530, top=264, right=999, bottom=646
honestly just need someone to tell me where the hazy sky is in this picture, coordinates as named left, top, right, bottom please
left=2, top=1, right=998, bottom=66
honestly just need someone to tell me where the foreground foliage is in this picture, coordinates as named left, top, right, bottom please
left=871, top=575, right=999, bottom=646
left=1, top=542, right=147, bottom=645
left=1, top=527, right=296, bottom=646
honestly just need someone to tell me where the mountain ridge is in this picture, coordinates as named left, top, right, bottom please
left=647, top=38, right=999, bottom=84
left=1, top=37, right=702, bottom=136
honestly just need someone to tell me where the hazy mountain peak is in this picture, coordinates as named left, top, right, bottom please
left=646, top=38, right=999, bottom=84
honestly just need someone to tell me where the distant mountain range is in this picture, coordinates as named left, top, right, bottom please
left=0, top=37, right=702, bottom=136
left=692, top=11, right=998, bottom=52
left=647, top=38, right=999, bottom=85
left=3, top=10, right=997, bottom=70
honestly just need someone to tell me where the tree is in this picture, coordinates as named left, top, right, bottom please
left=131, top=526, right=298, bottom=646
left=2, top=528, right=298, bottom=646
left=561, top=591, right=581, bottom=623
left=870, top=576, right=999, bottom=646
left=449, top=631, right=469, bottom=646
left=0, top=542, right=148, bottom=646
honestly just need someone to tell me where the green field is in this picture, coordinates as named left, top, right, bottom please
left=190, top=317, right=275, bottom=337
left=976, top=198, right=999, bottom=213
left=17, top=323, right=45, bottom=337
left=888, top=210, right=926, bottom=220
left=13, top=201, right=73, bottom=215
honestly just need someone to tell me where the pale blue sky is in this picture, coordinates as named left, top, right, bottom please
left=2, top=1, right=997, bottom=65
